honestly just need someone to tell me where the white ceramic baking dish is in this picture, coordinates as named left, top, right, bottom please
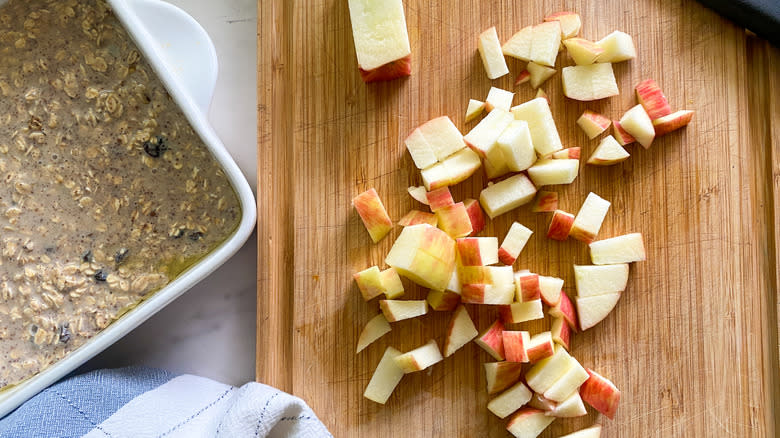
left=0, top=0, right=256, bottom=418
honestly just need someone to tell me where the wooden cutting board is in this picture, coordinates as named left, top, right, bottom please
left=257, top=1, right=780, bottom=436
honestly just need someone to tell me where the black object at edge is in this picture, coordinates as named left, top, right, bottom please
left=698, top=0, right=780, bottom=46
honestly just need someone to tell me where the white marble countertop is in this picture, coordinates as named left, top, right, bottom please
left=82, top=0, right=258, bottom=386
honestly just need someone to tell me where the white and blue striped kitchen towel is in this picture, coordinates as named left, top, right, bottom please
left=0, top=367, right=331, bottom=438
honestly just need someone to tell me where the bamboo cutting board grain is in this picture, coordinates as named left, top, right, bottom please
left=257, top=1, right=780, bottom=436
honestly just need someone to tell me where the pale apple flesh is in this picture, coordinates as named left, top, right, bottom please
left=479, top=26, right=510, bottom=79
left=380, top=299, right=428, bottom=322
left=475, top=319, right=506, bottom=360
left=465, top=99, right=486, bottom=123
left=558, top=425, right=602, bottom=437
left=595, top=30, right=636, bottom=63
left=352, top=188, right=393, bottom=243
left=525, top=331, right=556, bottom=364
left=580, top=368, right=621, bottom=419
left=551, top=147, right=581, bottom=159
left=503, top=25, right=534, bottom=61
left=497, top=120, right=536, bottom=172
left=487, top=381, right=533, bottom=419
left=587, top=135, right=629, bottom=166
left=394, top=339, right=443, bottom=373
left=356, top=313, right=392, bottom=353
left=612, top=120, right=636, bottom=145
left=527, top=61, right=557, bottom=89
left=619, top=104, right=655, bottom=148
left=653, top=110, right=694, bottom=136
left=511, top=97, right=563, bottom=156
left=577, top=109, right=611, bottom=139
left=347, top=0, right=411, bottom=82
left=500, top=299, right=544, bottom=324
left=363, top=346, right=404, bottom=404
left=398, top=209, right=437, bottom=227
left=443, top=305, right=478, bottom=357
left=436, top=202, right=474, bottom=238
left=354, top=266, right=384, bottom=301
left=544, top=11, right=582, bottom=39
left=589, top=233, right=646, bottom=264
left=543, top=355, right=589, bottom=401
left=380, top=267, right=405, bottom=299
left=407, top=185, right=429, bottom=205
left=576, top=292, right=621, bottom=330
left=479, top=173, right=538, bottom=219
left=485, top=361, right=524, bottom=394
left=464, top=108, right=515, bottom=160
left=563, top=38, right=604, bottom=65
left=385, top=224, right=456, bottom=291
left=525, top=344, right=572, bottom=393
left=570, top=192, right=611, bottom=243
left=498, top=221, right=533, bottom=265
left=485, top=86, right=515, bottom=112
left=538, top=275, right=564, bottom=306
left=574, top=263, right=629, bottom=297
left=548, top=391, right=587, bottom=418
left=506, top=408, right=555, bottom=438
left=421, top=146, right=482, bottom=190
left=528, top=159, right=580, bottom=187
left=562, top=63, right=619, bottom=101
left=457, top=237, right=499, bottom=266
left=461, top=282, right=515, bottom=305
left=535, top=88, right=549, bottom=103
left=426, top=288, right=460, bottom=311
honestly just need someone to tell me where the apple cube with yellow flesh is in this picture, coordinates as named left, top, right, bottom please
left=394, top=339, right=443, bottom=373
left=356, top=314, right=391, bottom=353
left=530, top=21, right=562, bottom=67
left=479, top=174, right=537, bottom=219
left=527, top=62, right=556, bottom=89
left=379, top=299, right=428, bottom=322
left=531, top=191, right=558, bottom=213
left=347, top=0, right=411, bottom=83
left=563, top=38, right=604, bottom=65
left=363, top=347, right=405, bottom=404
left=551, top=147, right=580, bottom=159
left=436, top=202, right=473, bottom=238
left=407, top=185, right=429, bottom=205
left=595, top=30, right=636, bottom=63
left=544, top=355, right=589, bottom=402
left=417, top=116, right=467, bottom=161
left=587, top=135, right=629, bottom=166
left=487, top=381, right=533, bottom=419
left=465, top=99, right=486, bottom=123
left=526, top=345, right=572, bottom=393
left=503, top=25, right=534, bottom=61
left=506, top=408, right=555, bottom=438
left=561, top=63, right=619, bottom=101
left=426, top=289, right=460, bottom=311
left=547, top=209, right=575, bottom=241
left=619, top=104, right=655, bottom=148
left=577, top=109, right=611, bottom=138
left=457, top=237, right=499, bottom=266
left=570, top=192, right=611, bottom=243
left=635, top=79, right=672, bottom=119
left=404, top=128, right=438, bottom=170
left=464, top=108, right=515, bottom=163
left=539, top=275, right=564, bottom=306
left=580, top=368, right=621, bottom=419
left=353, top=188, right=393, bottom=243
left=551, top=316, right=571, bottom=350
left=559, top=425, right=602, bottom=437
left=380, top=267, right=404, bottom=299
left=544, top=11, right=581, bottom=39
left=548, top=391, right=587, bottom=418
left=589, top=233, right=646, bottom=264
left=653, top=110, right=694, bottom=136
left=511, top=97, right=563, bottom=156
left=354, top=266, right=384, bottom=301
left=498, top=222, right=533, bottom=265
left=497, top=120, right=536, bottom=172
left=478, top=26, right=509, bottom=79
left=385, top=224, right=456, bottom=290
left=485, top=87, right=515, bottom=112
left=574, top=264, right=629, bottom=297
left=550, top=291, right=578, bottom=331
left=525, top=331, right=556, bottom=363
left=398, top=209, right=437, bottom=227
left=528, top=159, right=579, bottom=187
left=475, top=319, right=505, bottom=360
left=502, top=330, right=530, bottom=362
left=421, top=148, right=482, bottom=190
left=576, top=292, right=621, bottom=330
left=462, top=283, right=515, bottom=305
left=515, top=271, right=541, bottom=302
left=443, top=305, right=478, bottom=357
left=485, top=361, right=524, bottom=394
left=500, top=299, right=544, bottom=324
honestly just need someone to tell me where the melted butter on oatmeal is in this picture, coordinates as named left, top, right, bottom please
left=0, top=0, right=241, bottom=389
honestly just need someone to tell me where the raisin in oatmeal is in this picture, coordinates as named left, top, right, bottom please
left=0, top=0, right=241, bottom=389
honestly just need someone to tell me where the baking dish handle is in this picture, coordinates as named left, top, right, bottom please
left=123, top=0, right=219, bottom=115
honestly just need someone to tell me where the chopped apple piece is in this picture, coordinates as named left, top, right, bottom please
left=619, top=104, right=655, bottom=148
left=547, top=210, right=575, bottom=241
left=551, top=147, right=580, bottom=159
left=394, top=339, right=443, bottom=373
left=443, top=305, right=478, bottom=356
left=347, top=0, right=411, bottom=82
left=506, top=408, right=555, bottom=438
left=570, top=192, right=610, bottom=243
left=356, top=314, right=392, bottom=353
left=461, top=282, right=515, bottom=305
left=354, top=266, right=385, bottom=301
left=612, top=120, right=635, bottom=145
left=527, top=62, right=556, bottom=89
left=549, top=291, right=578, bottom=331
left=539, top=275, right=564, bottom=306
left=398, top=209, right=437, bottom=227
left=502, top=330, right=530, bottom=363
left=574, top=264, right=629, bottom=297
left=457, top=237, right=499, bottom=266
left=525, top=331, right=556, bottom=364
left=385, top=224, right=456, bottom=290
left=530, top=21, right=562, bottom=67
left=475, top=319, right=506, bottom=360
left=528, top=393, right=556, bottom=411
left=444, top=268, right=461, bottom=294
left=420, top=146, right=481, bottom=190
left=418, top=116, right=467, bottom=161
left=459, top=265, right=514, bottom=285
left=500, top=299, right=544, bottom=324
left=485, top=87, right=515, bottom=112
left=525, top=345, right=572, bottom=393
left=563, top=38, right=604, bottom=65
left=465, top=99, right=486, bottom=123
left=436, top=202, right=473, bottom=238
left=653, top=110, right=695, bottom=136
left=407, top=185, right=429, bottom=205
left=485, top=361, right=524, bottom=394
left=535, top=88, right=549, bottom=103
left=463, top=198, right=486, bottom=236
left=511, top=97, right=563, bottom=156
left=515, top=71, right=531, bottom=88
left=558, top=424, right=602, bottom=437
left=548, top=391, right=587, bottom=418
left=580, top=368, right=621, bottom=419
left=498, top=222, right=533, bottom=265
left=635, top=79, right=672, bottom=119
left=544, top=356, right=589, bottom=401
left=561, top=63, right=619, bottom=101
left=404, top=128, right=437, bottom=169
left=479, top=174, right=537, bottom=219
left=515, top=271, right=541, bottom=302
left=595, top=30, right=636, bottom=63
left=483, top=153, right=511, bottom=180
left=379, top=299, right=428, bottom=322
left=363, top=347, right=404, bottom=404
left=478, top=26, right=510, bottom=79
left=464, top=108, right=515, bottom=160
left=551, top=316, right=571, bottom=350
left=589, top=233, right=646, bottom=264
left=497, top=120, right=537, bottom=172
left=576, top=292, right=621, bottom=330
left=426, top=289, right=460, bottom=311
left=528, top=159, right=579, bottom=187
left=487, top=381, right=533, bottom=419
left=503, top=25, right=534, bottom=61
left=531, top=191, right=559, bottom=213
left=353, top=188, right=393, bottom=243
left=380, top=267, right=404, bottom=299
left=425, top=188, right=453, bottom=212
left=544, top=11, right=582, bottom=39
left=577, top=109, right=611, bottom=138
left=587, top=135, right=629, bottom=166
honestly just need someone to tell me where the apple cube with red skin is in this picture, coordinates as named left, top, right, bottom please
left=459, top=265, right=513, bottom=285
left=457, top=237, right=499, bottom=266
left=612, top=120, right=636, bottom=145
left=550, top=291, right=578, bottom=331
left=354, top=266, right=384, bottom=301
left=635, top=79, right=672, bottom=119
left=462, top=283, right=515, bottom=305
left=547, top=210, right=575, bottom=241
left=498, top=222, right=533, bottom=265
left=544, top=11, right=582, bottom=39
left=478, top=26, right=509, bottom=79
left=653, top=110, right=694, bottom=136
left=464, top=108, right=515, bottom=162
left=497, top=120, right=536, bottom=172
left=485, top=361, right=524, bottom=394
left=500, top=299, right=544, bottom=324
left=562, top=63, right=619, bottom=101
left=558, top=425, right=602, bottom=437
left=563, top=38, right=604, bottom=65
left=528, top=393, right=557, bottom=411
left=511, top=97, right=563, bottom=156
left=398, top=209, right=437, bottom=227
left=570, top=192, right=611, bottom=243
left=528, top=159, right=580, bottom=187
left=526, top=345, right=572, bottom=393
left=426, top=289, right=460, bottom=311
left=356, top=314, right=391, bottom=354
left=577, top=109, right=611, bottom=139
left=347, top=0, right=411, bottom=83
left=363, top=347, right=404, bottom=404
left=531, top=191, right=559, bottom=213
left=502, top=330, right=530, bottom=362
left=475, top=319, right=506, bottom=360
left=436, top=202, right=473, bottom=239
left=619, top=104, right=655, bottom=148
left=487, top=381, right=533, bottom=419
left=595, top=30, right=636, bottom=62
left=527, top=61, right=556, bottom=89
left=587, top=135, right=629, bottom=166
left=443, top=305, right=478, bottom=357
left=506, top=408, right=555, bottom=438
left=385, top=224, right=456, bottom=291
left=353, top=188, right=393, bottom=243
left=589, top=233, right=646, bottom=264
left=407, top=186, right=429, bottom=205
left=538, top=275, right=564, bottom=306
left=574, top=263, right=629, bottom=297
left=544, top=355, right=589, bottom=402
left=551, top=148, right=581, bottom=159
left=426, top=187, right=454, bottom=211
left=462, top=198, right=485, bottom=236
left=380, top=300, right=428, bottom=322
left=548, top=391, right=588, bottom=418
left=479, top=174, right=538, bottom=219
left=576, top=292, right=621, bottom=330
left=551, top=316, right=571, bottom=350
left=515, top=271, right=541, bottom=302
left=525, top=331, right=556, bottom=364
left=485, top=87, right=515, bottom=112
left=580, top=368, right=621, bottom=419
left=421, top=148, right=482, bottom=190
left=380, top=267, right=404, bottom=299
left=394, top=339, right=443, bottom=373
left=465, top=99, right=486, bottom=123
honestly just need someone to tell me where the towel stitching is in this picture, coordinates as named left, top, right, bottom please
left=215, top=386, right=242, bottom=437
left=53, top=389, right=113, bottom=438
left=156, top=387, right=233, bottom=438
left=254, top=391, right=279, bottom=437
